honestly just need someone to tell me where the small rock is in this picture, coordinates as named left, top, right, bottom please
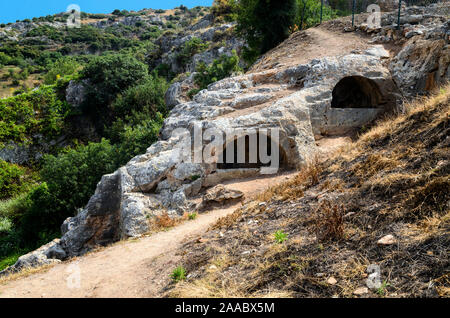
left=315, top=273, right=325, bottom=277
left=353, top=287, right=369, bottom=295
left=344, top=26, right=355, bottom=32
left=327, top=277, right=338, bottom=285
left=377, top=234, right=397, bottom=245
left=344, top=212, right=355, bottom=218
left=209, top=265, right=217, bottom=270
left=196, top=237, right=207, bottom=244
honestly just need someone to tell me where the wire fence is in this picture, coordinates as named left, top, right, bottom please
left=295, top=0, right=446, bottom=31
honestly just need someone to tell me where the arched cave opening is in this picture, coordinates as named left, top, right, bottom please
left=217, top=133, right=287, bottom=169
left=331, top=76, right=384, bottom=108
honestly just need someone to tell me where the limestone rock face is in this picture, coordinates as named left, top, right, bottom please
left=200, top=184, right=244, bottom=209
left=60, top=171, right=123, bottom=256
left=0, top=239, right=63, bottom=277
left=358, top=3, right=449, bottom=97
left=390, top=38, right=449, bottom=97
left=66, top=80, right=87, bottom=110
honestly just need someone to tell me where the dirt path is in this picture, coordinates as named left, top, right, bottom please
left=0, top=172, right=297, bottom=298
left=250, top=26, right=371, bottom=72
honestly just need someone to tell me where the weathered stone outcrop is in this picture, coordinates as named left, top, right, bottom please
left=358, top=3, right=450, bottom=96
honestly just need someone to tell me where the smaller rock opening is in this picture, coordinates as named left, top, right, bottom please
left=331, top=76, right=384, bottom=108
left=217, top=133, right=287, bottom=169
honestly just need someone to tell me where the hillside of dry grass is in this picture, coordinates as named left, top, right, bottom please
left=164, top=84, right=449, bottom=298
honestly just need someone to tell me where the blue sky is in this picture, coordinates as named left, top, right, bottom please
left=0, top=0, right=213, bottom=24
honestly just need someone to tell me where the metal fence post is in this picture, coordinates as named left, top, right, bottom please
left=397, top=0, right=402, bottom=29
left=300, top=0, right=306, bottom=30
left=320, top=0, right=323, bottom=24
left=352, top=0, right=356, bottom=26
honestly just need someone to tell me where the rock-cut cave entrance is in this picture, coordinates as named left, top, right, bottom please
left=217, top=132, right=287, bottom=169
left=331, top=76, right=384, bottom=108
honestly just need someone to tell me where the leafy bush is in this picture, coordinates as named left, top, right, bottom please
left=0, top=217, right=12, bottom=233
left=39, top=139, right=121, bottom=216
left=170, top=266, right=187, bottom=282
left=0, top=52, right=12, bottom=66
left=0, top=160, right=36, bottom=200
left=0, top=85, right=69, bottom=143
left=212, top=0, right=239, bottom=22
left=43, top=57, right=81, bottom=84
left=0, top=192, right=28, bottom=222
left=111, top=74, right=169, bottom=120
left=193, top=50, right=242, bottom=91
left=115, top=116, right=164, bottom=164
left=273, top=230, right=288, bottom=243
left=81, top=54, right=148, bottom=119
left=176, top=37, right=209, bottom=68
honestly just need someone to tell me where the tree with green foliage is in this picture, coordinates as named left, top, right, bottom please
left=14, top=139, right=121, bottom=243
left=0, top=85, right=69, bottom=143
left=0, top=160, right=36, bottom=200
left=296, top=0, right=338, bottom=30
left=43, top=57, right=81, bottom=84
left=111, top=74, right=169, bottom=121
left=237, top=0, right=297, bottom=64
left=81, top=54, right=148, bottom=121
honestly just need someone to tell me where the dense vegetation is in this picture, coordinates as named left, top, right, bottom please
left=236, top=0, right=344, bottom=64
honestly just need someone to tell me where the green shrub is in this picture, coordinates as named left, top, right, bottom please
left=111, top=74, right=169, bottom=120
left=176, top=37, right=209, bottom=68
left=273, top=230, right=288, bottom=243
left=81, top=54, right=149, bottom=119
left=43, top=57, right=81, bottom=85
left=170, top=266, right=187, bottom=282
left=0, top=160, right=37, bottom=200
left=193, top=51, right=242, bottom=91
left=0, top=85, right=69, bottom=143
left=115, top=116, right=164, bottom=164
left=0, top=217, right=12, bottom=233
left=0, top=192, right=29, bottom=222
left=212, top=0, right=239, bottom=22
left=188, top=212, right=197, bottom=220
left=40, top=139, right=121, bottom=215
left=0, top=52, right=12, bottom=66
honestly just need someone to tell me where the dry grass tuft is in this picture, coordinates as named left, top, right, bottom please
left=313, top=200, right=345, bottom=242
left=0, top=264, right=54, bottom=285
left=257, top=158, right=322, bottom=202
left=154, top=212, right=177, bottom=229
